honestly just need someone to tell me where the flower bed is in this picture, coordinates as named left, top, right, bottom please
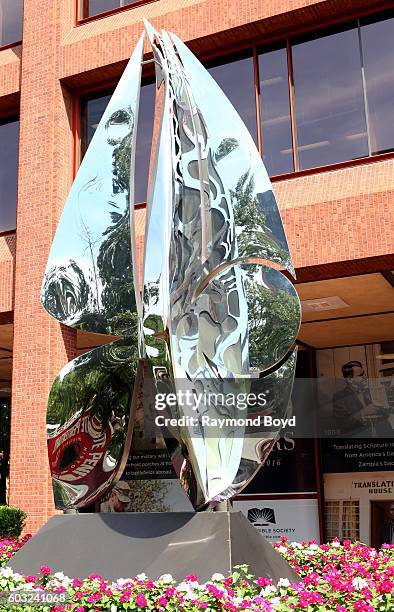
left=0, top=535, right=31, bottom=567
left=0, top=537, right=393, bottom=610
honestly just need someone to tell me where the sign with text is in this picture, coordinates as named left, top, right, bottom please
left=234, top=497, right=320, bottom=543
left=322, top=439, right=394, bottom=473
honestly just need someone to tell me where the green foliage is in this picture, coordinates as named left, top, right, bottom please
left=231, top=171, right=290, bottom=264
left=246, top=279, right=299, bottom=368
left=0, top=506, right=26, bottom=539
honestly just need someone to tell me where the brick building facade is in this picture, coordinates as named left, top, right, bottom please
left=0, top=0, right=393, bottom=541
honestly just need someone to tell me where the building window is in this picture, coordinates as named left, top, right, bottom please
left=79, top=9, right=394, bottom=180
left=291, top=24, right=369, bottom=170
left=82, top=0, right=141, bottom=18
left=81, top=82, right=155, bottom=205
left=207, top=53, right=258, bottom=146
left=258, top=44, right=294, bottom=176
left=0, top=119, right=19, bottom=233
left=0, top=0, right=23, bottom=47
left=360, top=12, right=394, bottom=155
left=324, top=500, right=360, bottom=540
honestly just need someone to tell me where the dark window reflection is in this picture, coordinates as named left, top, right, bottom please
left=361, top=12, right=394, bottom=155
left=259, top=45, right=293, bottom=176
left=292, top=24, right=368, bottom=170
left=242, top=438, right=317, bottom=494
left=134, top=83, right=155, bottom=204
left=0, top=120, right=19, bottom=232
left=208, top=54, right=258, bottom=146
left=86, top=0, right=138, bottom=17
left=83, top=82, right=155, bottom=204
left=1, top=0, right=23, bottom=46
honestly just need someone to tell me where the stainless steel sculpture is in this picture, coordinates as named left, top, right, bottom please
left=41, top=22, right=301, bottom=510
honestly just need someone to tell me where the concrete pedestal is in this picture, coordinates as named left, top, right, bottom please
left=9, top=512, right=299, bottom=582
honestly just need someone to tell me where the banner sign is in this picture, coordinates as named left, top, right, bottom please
left=234, top=497, right=320, bottom=543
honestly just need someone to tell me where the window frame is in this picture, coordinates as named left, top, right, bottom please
left=77, top=6, right=394, bottom=181
left=0, top=116, right=20, bottom=236
left=0, top=0, right=23, bottom=52
left=324, top=499, right=360, bottom=541
left=77, top=0, right=160, bottom=24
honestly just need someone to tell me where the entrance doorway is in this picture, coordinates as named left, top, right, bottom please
left=370, top=500, right=394, bottom=547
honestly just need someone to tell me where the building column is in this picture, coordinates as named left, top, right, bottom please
left=9, top=0, right=76, bottom=533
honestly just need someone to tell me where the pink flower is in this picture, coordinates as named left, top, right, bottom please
left=186, top=574, right=198, bottom=582
left=136, top=592, right=148, bottom=607
left=377, top=579, right=394, bottom=594
left=157, top=595, right=168, bottom=606
left=87, top=591, right=101, bottom=603
left=40, top=565, right=51, bottom=575
left=25, top=575, right=38, bottom=583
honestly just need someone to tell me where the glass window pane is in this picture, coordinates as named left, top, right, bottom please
left=208, top=55, right=258, bottom=145
left=134, top=82, right=155, bottom=204
left=0, top=0, right=23, bottom=46
left=292, top=25, right=368, bottom=170
left=361, top=12, right=394, bottom=155
left=0, top=120, right=19, bottom=232
left=86, top=0, right=139, bottom=18
left=259, top=45, right=293, bottom=175
left=83, top=82, right=155, bottom=204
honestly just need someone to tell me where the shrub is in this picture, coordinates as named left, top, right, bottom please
left=0, top=505, right=26, bottom=538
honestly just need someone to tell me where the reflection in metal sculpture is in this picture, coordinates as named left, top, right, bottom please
left=41, top=23, right=301, bottom=510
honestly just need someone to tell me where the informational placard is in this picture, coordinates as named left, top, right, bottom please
left=322, top=439, right=394, bottom=473
left=234, top=497, right=320, bottom=543
left=100, top=447, right=193, bottom=512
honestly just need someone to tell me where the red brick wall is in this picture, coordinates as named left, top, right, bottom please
left=8, top=0, right=77, bottom=533
left=1, top=0, right=392, bottom=532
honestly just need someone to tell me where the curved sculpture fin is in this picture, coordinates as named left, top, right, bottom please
left=41, top=34, right=145, bottom=337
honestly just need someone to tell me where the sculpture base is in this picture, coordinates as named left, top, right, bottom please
left=9, top=512, right=299, bottom=582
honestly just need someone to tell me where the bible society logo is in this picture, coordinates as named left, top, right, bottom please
left=247, top=507, right=276, bottom=527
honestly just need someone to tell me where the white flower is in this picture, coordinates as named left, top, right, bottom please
left=277, top=578, right=290, bottom=588
left=113, top=578, right=130, bottom=587
left=278, top=546, right=287, bottom=554
left=53, top=571, right=65, bottom=581
left=136, top=573, right=147, bottom=581
left=158, top=573, right=173, bottom=583
left=261, top=585, right=277, bottom=596
left=309, top=543, right=319, bottom=551
left=24, top=583, right=35, bottom=591
left=0, top=568, right=14, bottom=578
left=177, top=581, right=197, bottom=593
left=331, top=541, right=341, bottom=547
left=110, top=605, right=118, bottom=612
left=211, top=572, right=225, bottom=581
left=271, top=596, right=281, bottom=607
left=352, top=577, right=368, bottom=591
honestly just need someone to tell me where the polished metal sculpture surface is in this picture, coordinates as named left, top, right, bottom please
left=41, top=22, right=301, bottom=510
